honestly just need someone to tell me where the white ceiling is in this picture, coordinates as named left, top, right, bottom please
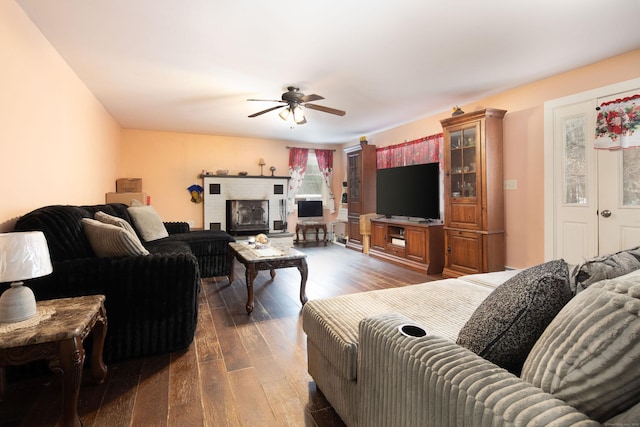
left=16, top=0, right=640, bottom=144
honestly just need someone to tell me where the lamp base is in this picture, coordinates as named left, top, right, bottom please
left=0, top=282, right=37, bottom=323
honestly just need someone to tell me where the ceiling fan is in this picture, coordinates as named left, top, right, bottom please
left=247, top=86, right=346, bottom=125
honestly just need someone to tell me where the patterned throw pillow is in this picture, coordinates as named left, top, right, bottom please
left=570, top=246, right=640, bottom=293
left=127, top=205, right=169, bottom=242
left=521, top=276, right=640, bottom=422
left=456, top=259, right=573, bottom=374
left=81, top=218, right=149, bottom=257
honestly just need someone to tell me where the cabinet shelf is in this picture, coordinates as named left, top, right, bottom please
left=369, top=218, right=443, bottom=274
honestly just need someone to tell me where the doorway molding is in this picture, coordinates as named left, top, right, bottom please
left=543, top=77, right=640, bottom=261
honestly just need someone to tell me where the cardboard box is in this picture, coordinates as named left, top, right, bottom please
left=116, top=178, right=142, bottom=193
left=106, top=192, right=148, bottom=206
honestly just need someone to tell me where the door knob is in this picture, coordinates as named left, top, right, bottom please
left=601, top=209, right=612, bottom=218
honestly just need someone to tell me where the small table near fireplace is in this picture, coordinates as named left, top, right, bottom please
left=227, top=242, right=308, bottom=314
left=295, top=221, right=328, bottom=246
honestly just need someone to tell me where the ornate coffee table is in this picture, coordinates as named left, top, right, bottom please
left=0, top=294, right=107, bottom=427
left=228, top=242, right=308, bottom=314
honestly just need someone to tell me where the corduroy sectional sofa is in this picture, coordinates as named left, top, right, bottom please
left=10, top=203, right=234, bottom=362
left=303, top=247, right=640, bottom=426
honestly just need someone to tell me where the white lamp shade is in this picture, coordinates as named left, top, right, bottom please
left=292, top=105, right=306, bottom=124
left=0, top=231, right=53, bottom=282
left=279, top=107, right=291, bottom=121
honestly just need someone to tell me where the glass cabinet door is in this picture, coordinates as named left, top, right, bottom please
left=347, top=153, right=360, bottom=201
left=448, top=125, right=478, bottom=199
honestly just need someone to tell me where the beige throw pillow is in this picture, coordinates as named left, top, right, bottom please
left=81, top=218, right=149, bottom=257
left=521, top=276, right=640, bottom=422
left=94, top=211, right=138, bottom=237
left=127, top=205, right=169, bottom=242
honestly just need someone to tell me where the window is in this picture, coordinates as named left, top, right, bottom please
left=296, top=151, right=323, bottom=200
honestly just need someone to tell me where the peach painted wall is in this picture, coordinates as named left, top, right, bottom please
left=119, top=129, right=344, bottom=229
left=364, top=49, right=640, bottom=269
left=0, top=1, right=122, bottom=231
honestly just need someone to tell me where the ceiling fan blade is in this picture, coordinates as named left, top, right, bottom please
left=304, top=103, right=346, bottom=116
left=300, top=93, right=324, bottom=103
left=248, top=105, right=286, bottom=118
left=247, top=98, right=286, bottom=103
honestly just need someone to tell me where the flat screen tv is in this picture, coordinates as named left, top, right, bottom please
left=376, top=163, right=440, bottom=221
left=297, top=200, right=323, bottom=219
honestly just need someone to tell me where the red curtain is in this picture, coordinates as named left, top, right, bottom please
left=376, top=133, right=442, bottom=169
left=287, top=148, right=309, bottom=213
left=315, top=149, right=335, bottom=213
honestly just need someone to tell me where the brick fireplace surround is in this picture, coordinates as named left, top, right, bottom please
left=203, top=175, right=290, bottom=235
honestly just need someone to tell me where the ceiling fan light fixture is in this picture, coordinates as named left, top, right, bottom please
left=293, top=105, right=306, bottom=124
left=278, top=107, right=291, bottom=121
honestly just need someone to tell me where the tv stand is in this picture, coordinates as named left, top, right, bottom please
left=369, top=217, right=444, bottom=274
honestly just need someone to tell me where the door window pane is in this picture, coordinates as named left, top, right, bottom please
left=623, top=148, right=640, bottom=206
left=563, top=116, right=587, bottom=204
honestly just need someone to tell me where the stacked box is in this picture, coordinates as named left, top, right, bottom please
left=116, top=178, right=142, bottom=193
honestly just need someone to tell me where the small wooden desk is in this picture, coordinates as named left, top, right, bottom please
left=0, top=295, right=108, bottom=427
left=228, top=242, right=308, bottom=314
left=295, top=222, right=328, bottom=246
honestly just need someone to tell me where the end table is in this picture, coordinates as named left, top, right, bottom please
left=0, top=294, right=108, bottom=427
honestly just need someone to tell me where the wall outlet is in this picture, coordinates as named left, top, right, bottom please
left=504, top=179, right=518, bottom=190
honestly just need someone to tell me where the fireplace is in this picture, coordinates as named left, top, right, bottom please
left=226, top=200, right=269, bottom=235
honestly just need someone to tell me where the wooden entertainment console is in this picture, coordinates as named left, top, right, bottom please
left=369, top=217, right=444, bottom=274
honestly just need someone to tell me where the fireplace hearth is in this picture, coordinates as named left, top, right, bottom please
left=226, top=200, right=269, bottom=235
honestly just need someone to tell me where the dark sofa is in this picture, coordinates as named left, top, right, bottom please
left=10, top=203, right=235, bottom=362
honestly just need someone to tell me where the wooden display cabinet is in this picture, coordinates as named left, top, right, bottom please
left=369, top=217, right=444, bottom=274
left=441, top=108, right=506, bottom=277
left=344, top=143, right=377, bottom=252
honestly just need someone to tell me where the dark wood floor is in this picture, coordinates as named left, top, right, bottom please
left=1, top=244, right=439, bottom=427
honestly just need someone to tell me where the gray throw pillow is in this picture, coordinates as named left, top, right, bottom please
left=127, top=205, right=169, bottom=242
left=81, top=218, right=149, bottom=257
left=570, top=246, right=640, bottom=293
left=456, top=259, right=572, bottom=374
left=521, top=276, right=640, bottom=422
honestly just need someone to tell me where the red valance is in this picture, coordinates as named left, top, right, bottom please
left=376, top=133, right=443, bottom=169
left=594, top=94, right=640, bottom=149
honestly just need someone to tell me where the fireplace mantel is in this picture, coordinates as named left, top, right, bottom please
left=200, top=174, right=290, bottom=180
left=203, top=175, right=289, bottom=234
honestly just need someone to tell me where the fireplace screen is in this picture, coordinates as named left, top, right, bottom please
left=226, top=200, right=269, bottom=234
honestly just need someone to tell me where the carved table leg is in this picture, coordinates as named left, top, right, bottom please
left=0, top=366, right=6, bottom=402
left=227, top=248, right=236, bottom=283
left=50, top=337, right=85, bottom=427
left=298, top=258, right=309, bottom=306
left=245, top=264, right=257, bottom=314
left=90, top=309, right=108, bottom=384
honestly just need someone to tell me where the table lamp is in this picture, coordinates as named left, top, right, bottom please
left=0, top=231, right=53, bottom=323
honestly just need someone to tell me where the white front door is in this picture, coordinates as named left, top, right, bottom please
left=552, top=101, right=598, bottom=264
left=545, top=81, right=640, bottom=263
left=596, top=136, right=640, bottom=255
